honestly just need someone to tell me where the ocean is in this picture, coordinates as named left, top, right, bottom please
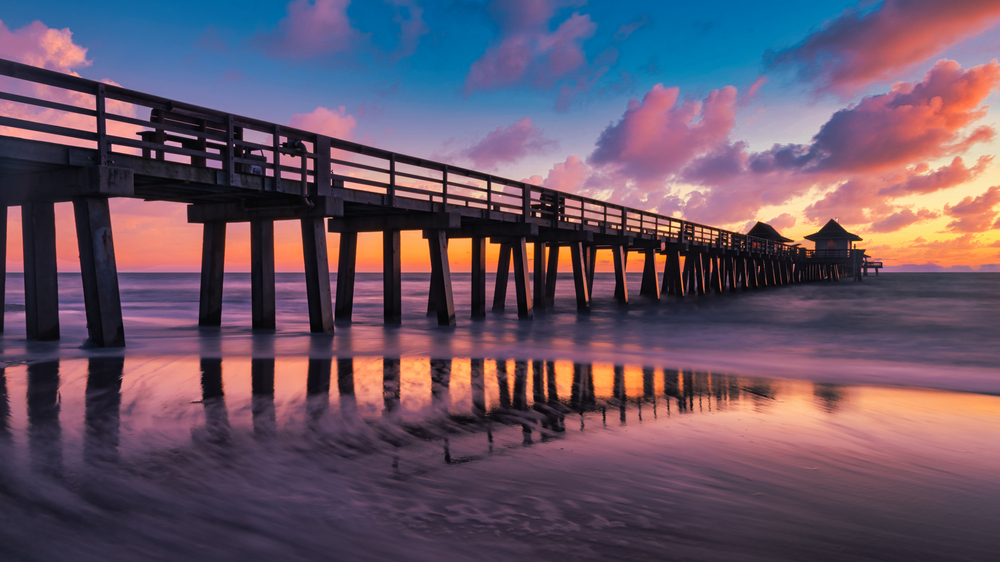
left=1, top=272, right=998, bottom=561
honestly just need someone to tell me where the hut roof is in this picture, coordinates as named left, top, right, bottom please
left=746, top=221, right=792, bottom=242
left=803, top=219, right=863, bottom=242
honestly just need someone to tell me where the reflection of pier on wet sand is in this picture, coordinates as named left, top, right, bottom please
left=0, top=59, right=871, bottom=349
left=0, top=356, right=832, bottom=468
left=1, top=356, right=999, bottom=562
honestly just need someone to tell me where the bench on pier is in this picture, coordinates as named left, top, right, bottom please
left=136, top=109, right=266, bottom=172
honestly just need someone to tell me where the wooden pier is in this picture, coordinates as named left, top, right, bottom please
left=0, top=59, right=873, bottom=347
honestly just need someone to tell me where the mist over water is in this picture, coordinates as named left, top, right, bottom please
left=1, top=272, right=998, bottom=561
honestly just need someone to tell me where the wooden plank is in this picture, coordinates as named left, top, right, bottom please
left=383, top=230, right=402, bottom=324
left=511, top=237, right=533, bottom=320
left=427, top=230, right=456, bottom=326
left=198, top=222, right=226, bottom=326
left=22, top=202, right=59, bottom=341
left=73, top=197, right=125, bottom=347
left=334, top=232, right=358, bottom=322
left=301, top=217, right=334, bottom=333
left=250, top=218, right=276, bottom=330
left=493, top=242, right=512, bottom=311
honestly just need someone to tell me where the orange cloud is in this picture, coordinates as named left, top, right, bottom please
left=766, top=0, right=1000, bottom=95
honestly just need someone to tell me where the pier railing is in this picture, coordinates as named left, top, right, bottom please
left=0, top=58, right=802, bottom=257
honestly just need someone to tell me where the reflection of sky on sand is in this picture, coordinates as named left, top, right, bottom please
left=1, top=356, right=999, bottom=560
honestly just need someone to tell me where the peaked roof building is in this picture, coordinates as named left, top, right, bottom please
left=804, top=219, right=863, bottom=242
left=746, top=221, right=792, bottom=243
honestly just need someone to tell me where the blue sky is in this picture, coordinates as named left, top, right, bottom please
left=1, top=0, right=1000, bottom=270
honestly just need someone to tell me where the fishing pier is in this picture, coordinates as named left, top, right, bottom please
left=0, top=59, right=877, bottom=348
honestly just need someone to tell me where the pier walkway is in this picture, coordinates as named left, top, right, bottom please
left=0, top=59, right=867, bottom=347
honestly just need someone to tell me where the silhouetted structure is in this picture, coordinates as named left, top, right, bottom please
left=804, top=219, right=882, bottom=280
left=0, top=59, right=884, bottom=349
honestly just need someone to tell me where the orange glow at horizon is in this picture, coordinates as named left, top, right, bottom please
left=3, top=201, right=659, bottom=275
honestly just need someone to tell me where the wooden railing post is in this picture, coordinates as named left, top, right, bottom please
left=388, top=153, right=396, bottom=206
left=521, top=182, right=530, bottom=221
left=96, top=83, right=107, bottom=166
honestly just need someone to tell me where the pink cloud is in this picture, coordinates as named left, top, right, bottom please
left=288, top=106, right=356, bottom=139
left=589, top=84, right=737, bottom=185
left=878, top=155, right=993, bottom=197
left=464, top=0, right=596, bottom=93
left=462, top=117, right=556, bottom=169
left=680, top=60, right=1000, bottom=226
left=541, top=154, right=591, bottom=192
left=766, top=0, right=1000, bottom=95
left=868, top=208, right=940, bottom=233
left=256, top=0, right=363, bottom=59
left=0, top=19, right=90, bottom=73
left=766, top=212, right=797, bottom=232
left=943, top=185, right=1000, bottom=233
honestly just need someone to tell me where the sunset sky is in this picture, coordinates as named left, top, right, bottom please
left=2, top=0, right=1000, bottom=272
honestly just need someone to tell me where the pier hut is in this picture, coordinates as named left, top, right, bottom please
left=746, top=221, right=792, bottom=243
left=803, top=219, right=880, bottom=281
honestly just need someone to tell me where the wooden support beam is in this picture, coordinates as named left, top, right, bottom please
left=662, top=250, right=684, bottom=297
left=383, top=230, right=402, bottom=324
left=189, top=196, right=344, bottom=224
left=569, top=242, right=590, bottom=313
left=330, top=211, right=458, bottom=233
left=427, top=230, right=456, bottom=326
left=612, top=245, right=628, bottom=305
left=682, top=253, right=694, bottom=296
left=1, top=166, right=133, bottom=206
left=511, top=238, right=533, bottom=320
left=493, top=242, right=512, bottom=311
left=250, top=218, right=276, bottom=330
left=22, top=201, right=59, bottom=341
left=545, top=243, right=559, bottom=306
left=471, top=236, right=486, bottom=318
left=74, top=197, right=125, bottom=347
left=198, top=221, right=226, bottom=326
left=694, top=253, right=706, bottom=295
left=533, top=242, right=547, bottom=310
left=710, top=256, right=723, bottom=294
left=640, top=248, right=660, bottom=300
left=0, top=208, right=6, bottom=333
left=728, top=256, right=738, bottom=291
left=586, top=245, right=597, bottom=297
left=334, top=232, right=357, bottom=322
left=301, top=217, right=334, bottom=333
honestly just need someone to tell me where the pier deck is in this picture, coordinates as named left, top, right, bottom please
left=0, top=59, right=868, bottom=347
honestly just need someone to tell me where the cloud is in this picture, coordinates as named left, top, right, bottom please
left=288, top=106, right=357, bottom=139
left=461, top=118, right=556, bottom=169
left=613, top=15, right=649, bottom=41
left=256, top=0, right=363, bottom=60
left=386, top=0, right=428, bottom=59
left=943, top=185, right=1000, bottom=233
left=878, top=155, right=993, bottom=197
left=0, top=19, right=90, bottom=73
left=464, top=0, right=596, bottom=94
left=868, top=207, right=940, bottom=233
left=540, top=154, right=591, bottom=192
left=681, top=60, right=1000, bottom=226
left=766, top=212, right=797, bottom=232
left=766, top=0, right=1000, bottom=95
left=589, top=84, right=737, bottom=185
